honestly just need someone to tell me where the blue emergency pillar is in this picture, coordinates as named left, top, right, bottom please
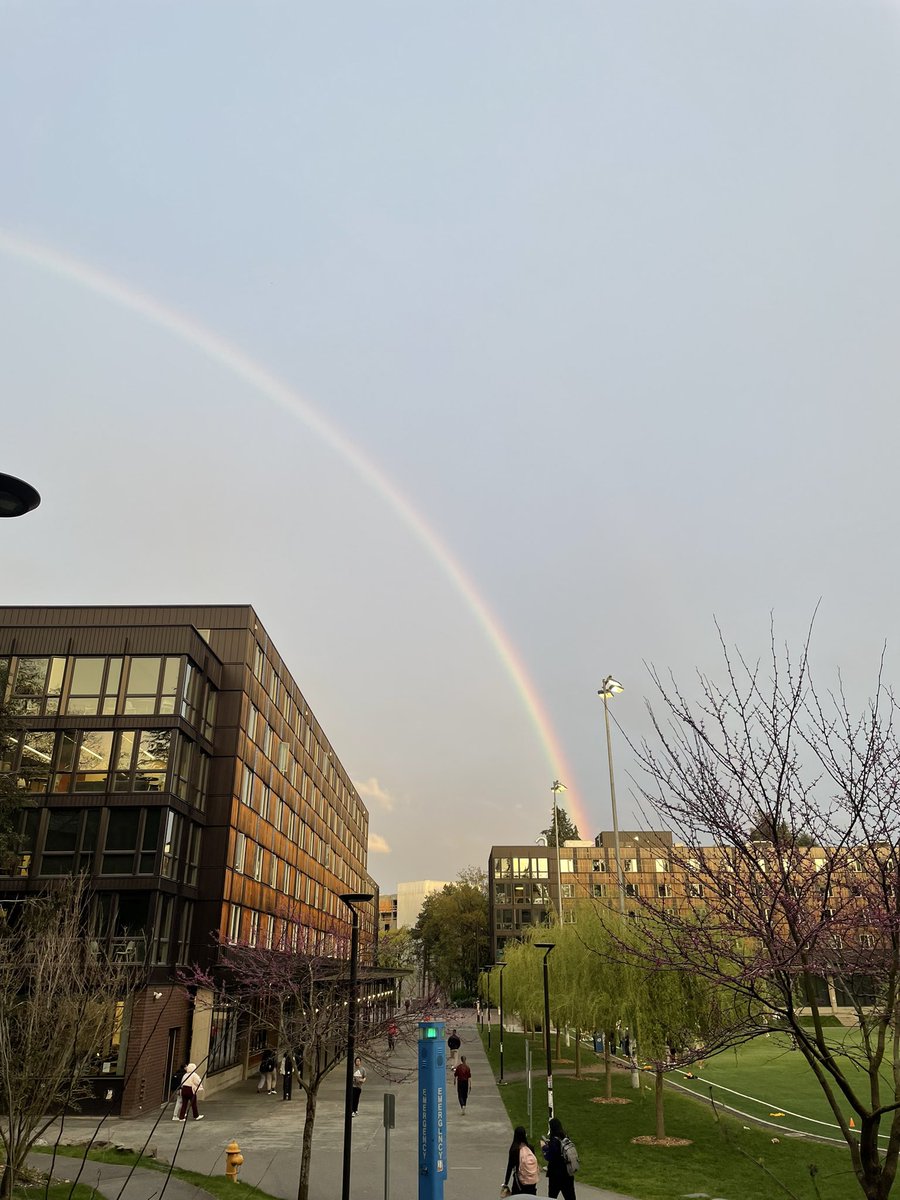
left=418, top=1021, right=447, bottom=1200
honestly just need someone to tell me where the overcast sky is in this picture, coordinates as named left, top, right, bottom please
left=3, top=1, right=900, bottom=891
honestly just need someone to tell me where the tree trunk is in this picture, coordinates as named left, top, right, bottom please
left=297, top=1085, right=318, bottom=1200
left=604, top=1037, right=612, bottom=1100
left=574, top=1028, right=581, bottom=1079
left=655, top=1068, right=665, bottom=1141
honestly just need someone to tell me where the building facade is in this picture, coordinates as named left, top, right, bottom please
left=0, top=604, right=381, bottom=1116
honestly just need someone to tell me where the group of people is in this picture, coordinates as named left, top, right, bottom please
left=170, top=1063, right=204, bottom=1121
left=503, top=1119, right=577, bottom=1199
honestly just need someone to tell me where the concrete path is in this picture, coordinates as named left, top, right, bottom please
left=32, top=1012, right=636, bottom=1200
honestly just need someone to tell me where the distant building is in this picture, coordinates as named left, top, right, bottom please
left=396, top=879, right=450, bottom=929
left=0, top=604, right=386, bottom=1115
left=379, top=892, right=398, bottom=931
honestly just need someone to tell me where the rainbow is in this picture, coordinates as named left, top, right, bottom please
left=0, top=228, right=590, bottom=833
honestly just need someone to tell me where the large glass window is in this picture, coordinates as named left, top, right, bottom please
left=100, top=808, right=160, bottom=875
left=160, top=810, right=184, bottom=879
left=52, top=730, right=114, bottom=793
left=7, top=656, right=65, bottom=715
left=65, top=657, right=122, bottom=716
left=124, top=656, right=180, bottom=715
left=208, top=1004, right=240, bottom=1073
left=2, top=730, right=55, bottom=792
left=112, top=730, right=170, bottom=792
left=40, top=808, right=100, bottom=874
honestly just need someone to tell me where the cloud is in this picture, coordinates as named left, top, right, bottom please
left=355, top=776, right=395, bottom=812
left=369, top=832, right=391, bottom=854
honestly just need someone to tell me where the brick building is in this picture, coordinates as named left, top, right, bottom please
left=0, top=604, right=384, bottom=1115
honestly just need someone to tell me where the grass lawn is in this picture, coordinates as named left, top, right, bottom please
left=33, top=1145, right=275, bottom=1200
left=12, top=1181, right=102, bottom=1200
left=482, top=1030, right=862, bottom=1200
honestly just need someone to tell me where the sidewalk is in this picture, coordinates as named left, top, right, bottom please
left=33, top=1012, right=635, bottom=1200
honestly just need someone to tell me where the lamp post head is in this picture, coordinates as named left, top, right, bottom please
left=339, top=892, right=374, bottom=908
left=0, top=473, right=40, bottom=518
left=598, top=676, right=624, bottom=700
left=551, top=779, right=566, bottom=794
left=534, top=941, right=556, bottom=956
left=493, top=961, right=507, bottom=970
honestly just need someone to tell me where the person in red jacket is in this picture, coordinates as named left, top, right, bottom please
left=453, top=1055, right=472, bottom=1113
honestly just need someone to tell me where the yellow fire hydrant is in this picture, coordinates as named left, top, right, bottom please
left=225, top=1141, right=243, bottom=1183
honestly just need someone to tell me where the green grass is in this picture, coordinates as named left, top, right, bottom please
left=482, top=1030, right=862, bottom=1200
left=12, top=1182, right=103, bottom=1200
left=33, top=1146, right=276, bottom=1200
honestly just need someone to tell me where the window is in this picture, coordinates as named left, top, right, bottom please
left=177, top=902, right=194, bottom=963
left=657, top=883, right=671, bottom=898
left=52, top=730, right=114, bottom=793
left=228, top=905, right=242, bottom=942
left=160, top=811, right=184, bottom=879
left=209, top=1003, right=241, bottom=1073
left=234, top=832, right=246, bottom=873
left=122, top=657, right=180, bottom=716
left=248, top=910, right=260, bottom=947
left=185, top=823, right=201, bottom=886
left=592, top=884, right=605, bottom=898
left=592, top=859, right=606, bottom=872
left=2, top=729, right=55, bottom=792
left=655, top=859, right=669, bottom=873
left=40, top=808, right=100, bottom=874
left=688, top=882, right=704, bottom=899
left=253, top=844, right=264, bottom=881
left=112, top=731, right=171, bottom=792
left=623, top=858, right=638, bottom=873
left=154, top=895, right=175, bottom=963
left=624, top=882, right=639, bottom=898
left=7, top=656, right=65, bottom=715
left=101, top=808, right=160, bottom=875
left=561, top=883, right=574, bottom=898
left=65, top=657, right=122, bottom=716
left=559, top=857, right=574, bottom=873
left=497, top=909, right=514, bottom=930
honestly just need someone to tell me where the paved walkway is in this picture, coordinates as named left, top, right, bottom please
left=31, top=1013, right=636, bottom=1200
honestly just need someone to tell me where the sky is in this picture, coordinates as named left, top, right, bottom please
left=3, top=1, right=900, bottom=892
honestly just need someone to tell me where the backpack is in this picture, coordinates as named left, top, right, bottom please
left=517, top=1146, right=539, bottom=1187
left=561, top=1136, right=579, bottom=1176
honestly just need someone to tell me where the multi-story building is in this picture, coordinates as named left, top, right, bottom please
left=379, top=893, right=398, bottom=931
left=0, top=604, right=383, bottom=1116
left=488, top=831, right=676, bottom=960
left=396, top=879, right=450, bottom=930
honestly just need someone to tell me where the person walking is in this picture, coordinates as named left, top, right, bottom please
left=503, top=1125, right=539, bottom=1195
left=387, top=1021, right=398, bottom=1052
left=351, top=1056, right=367, bottom=1115
left=542, top=1117, right=576, bottom=1200
left=281, top=1050, right=294, bottom=1100
left=453, top=1055, right=472, bottom=1114
left=447, top=1028, right=461, bottom=1067
left=258, top=1048, right=278, bottom=1094
left=171, top=1062, right=187, bottom=1121
left=178, top=1063, right=205, bottom=1121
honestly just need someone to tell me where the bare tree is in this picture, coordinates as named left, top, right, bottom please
left=181, top=906, right=409, bottom=1200
left=629, top=628, right=900, bottom=1199
left=0, top=881, right=139, bottom=1197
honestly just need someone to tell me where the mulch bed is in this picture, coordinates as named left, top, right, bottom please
left=591, top=1096, right=632, bottom=1105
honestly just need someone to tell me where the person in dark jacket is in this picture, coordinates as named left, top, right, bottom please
left=542, top=1117, right=576, bottom=1200
left=503, top=1125, right=539, bottom=1194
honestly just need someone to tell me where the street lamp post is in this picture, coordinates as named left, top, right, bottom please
left=339, top=892, right=374, bottom=1200
left=598, top=677, right=625, bottom=916
left=495, top=962, right=507, bottom=1083
left=551, top=780, right=566, bottom=921
left=535, top=942, right=556, bottom=1123
left=0, top=473, right=40, bottom=519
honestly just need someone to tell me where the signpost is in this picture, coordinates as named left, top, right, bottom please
left=418, top=1021, right=447, bottom=1200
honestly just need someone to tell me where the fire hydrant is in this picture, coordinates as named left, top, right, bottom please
left=225, top=1141, right=243, bottom=1182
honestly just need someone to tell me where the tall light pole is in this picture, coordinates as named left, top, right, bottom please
left=339, top=891, right=373, bottom=1200
left=495, top=961, right=507, bottom=1083
left=0, top=473, right=40, bottom=518
left=551, top=780, right=566, bottom=921
left=535, top=942, right=555, bottom=1122
left=598, top=677, right=625, bottom=917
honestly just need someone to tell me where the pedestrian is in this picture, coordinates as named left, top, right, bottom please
left=503, top=1125, right=539, bottom=1195
left=447, top=1028, right=461, bottom=1066
left=171, top=1062, right=187, bottom=1121
left=453, top=1054, right=471, bottom=1114
left=281, top=1050, right=293, bottom=1100
left=387, top=1021, right=398, bottom=1052
left=541, top=1117, right=576, bottom=1200
left=258, top=1048, right=278, bottom=1094
left=404, top=997, right=411, bottom=1016
left=351, top=1056, right=366, bottom=1115
left=178, top=1063, right=205, bottom=1121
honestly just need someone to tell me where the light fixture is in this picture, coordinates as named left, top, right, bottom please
left=598, top=676, right=625, bottom=916
left=0, top=473, right=40, bottom=519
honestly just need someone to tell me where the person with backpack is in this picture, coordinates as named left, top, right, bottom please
left=258, top=1048, right=278, bottom=1094
left=541, top=1116, right=578, bottom=1199
left=502, top=1125, right=539, bottom=1195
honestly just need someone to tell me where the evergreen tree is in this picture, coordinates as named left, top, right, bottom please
left=541, top=804, right=579, bottom=847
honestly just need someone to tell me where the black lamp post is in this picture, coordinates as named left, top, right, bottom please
left=535, top=942, right=555, bottom=1123
left=495, top=961, right=507, bottom=1084
left=0, top=473, right=40, bottom=518
left=339, top=892, right=373, bottom=1200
